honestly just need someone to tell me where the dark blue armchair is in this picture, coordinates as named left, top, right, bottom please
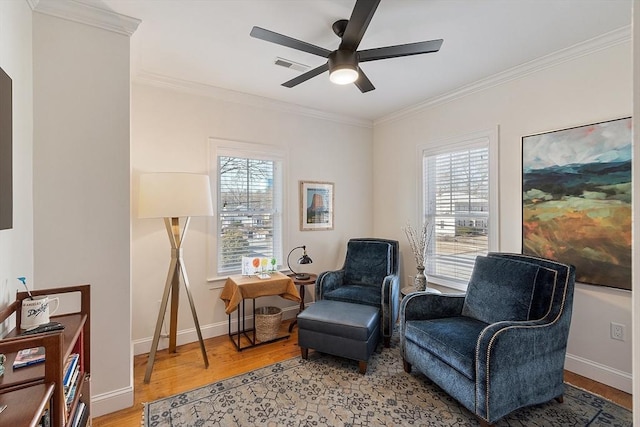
left=400, top=253, right=576, bottom=426
left=316, top=238, right=400, bottom=347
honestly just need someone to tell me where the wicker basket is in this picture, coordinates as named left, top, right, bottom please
left=254, top=306, right=282, bottom=342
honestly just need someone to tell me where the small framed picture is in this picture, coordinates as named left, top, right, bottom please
left=300, top=181, right=334, bottom=231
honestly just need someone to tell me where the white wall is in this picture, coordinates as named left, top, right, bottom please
left=131, top=82, right=373, bottom=353
left=0, top=0, right=33, bottom=330
left=32, top=11, right=133, bottom=417
left=373, top=41, right=633, bottom=392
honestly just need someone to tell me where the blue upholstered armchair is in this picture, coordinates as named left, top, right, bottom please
left=400, top=253, right=576, bottom=426
left=316, top=238, right=400, bottom=347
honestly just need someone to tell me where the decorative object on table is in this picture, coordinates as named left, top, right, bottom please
left=12, top=346, right=46, bottom=369
left=17, top=277, right=63, bottom=331
left=254, top=306, right=283, bottom=342
left=138, top=172, right=213, bottom=383
left=287, top=245, right=313, bottom=280
left=142, top=333, right=631, bottom=427
left=241, top=256, right=278, bottom=277
left=402, top=220, right=432, bottom=291
left=300, top=181, right=334, bottom=231
left=20, top=295, right=60, bottom=330
left=522, top=117, right=632, bottom=290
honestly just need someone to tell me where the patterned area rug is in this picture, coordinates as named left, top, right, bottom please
left=143, top=339, right=632, bottom=427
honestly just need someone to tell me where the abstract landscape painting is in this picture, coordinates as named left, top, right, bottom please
left=522, top=117, right=632, bottom=290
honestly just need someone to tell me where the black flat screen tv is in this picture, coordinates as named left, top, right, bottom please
left=0, top=66, right=12, bottom=230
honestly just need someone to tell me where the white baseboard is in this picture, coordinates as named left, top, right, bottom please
left=91, top=385, right=134, bottom=418
left=565, top=352, right=632, bottom=394
left=133, top=305, right=299, bottom=356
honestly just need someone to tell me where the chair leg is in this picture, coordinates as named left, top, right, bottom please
left=358, top=360, right=367, bottom=374
left=555, top=395, right=564, bottom=404
left=301, top=347, right=308, bottom=360
left=478, top=418, right=494, bottom=427
left=383, top=336, right=390, bottom=348
left=402, top=358, right=412, bottom=373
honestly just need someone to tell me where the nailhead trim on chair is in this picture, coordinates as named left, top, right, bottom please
left=474, top=254, right=572, bottom=423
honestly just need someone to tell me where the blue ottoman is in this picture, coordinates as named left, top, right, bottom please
left=297, top=300, right=380, bottom=374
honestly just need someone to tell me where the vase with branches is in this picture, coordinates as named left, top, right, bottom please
left=402, top=220, right=433, bottom=291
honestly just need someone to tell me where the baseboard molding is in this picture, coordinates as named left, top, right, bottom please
left=91, top=385, right=134, bottom=418
left=565, top=352, right=632, bottom=394
left=133, top=305, right=299, bottom=356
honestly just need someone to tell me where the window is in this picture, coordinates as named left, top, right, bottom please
left=211, top=140, right=285, bottom=276
left=420, top=130, right=498, bottom=289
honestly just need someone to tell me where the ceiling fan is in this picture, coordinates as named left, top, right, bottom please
left=249, top=0, right=443, bottom=93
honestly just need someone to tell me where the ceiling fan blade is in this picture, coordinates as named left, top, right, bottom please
left=354, top=69, right=375, bottom=93
left=358, top=39, right=444, bottom=62
left=250, top=26, right=331, bottom=58
left=282, top=62, right=330, bottom=88
left=339, top=0, right=381, bottom=51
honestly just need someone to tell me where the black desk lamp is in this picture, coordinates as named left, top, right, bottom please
left=287, top=245, right=313, bottom=280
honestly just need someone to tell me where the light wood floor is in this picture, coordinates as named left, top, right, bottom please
left=93, top=320, right=632, bottom=426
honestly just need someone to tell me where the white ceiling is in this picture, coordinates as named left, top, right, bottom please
left=99, top=0, right=632, bottom=122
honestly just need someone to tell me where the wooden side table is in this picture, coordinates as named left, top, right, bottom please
left=288, top=273, right=317, bottom=332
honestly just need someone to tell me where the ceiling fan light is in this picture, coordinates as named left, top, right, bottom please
left=330, top=67, right=359, bottom=85
left=328, top=49, right=359, bottom=85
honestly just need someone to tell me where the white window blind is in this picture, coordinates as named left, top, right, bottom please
left=423, top=138, right=492, bottom=287
left=216, top=154, right=283, bottom=275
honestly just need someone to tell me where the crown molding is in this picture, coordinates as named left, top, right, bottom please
left=29, top=0, right=140, bottom=36
left=375, top=25, right=632, bottom=126
left=134, top=71, right=373, bottom=129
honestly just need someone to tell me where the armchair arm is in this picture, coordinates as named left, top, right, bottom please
left=400, top=292, right=465, bottom=322
left=474, top=319, right=570, bottom=422
left=399, top=292, right=465, bottom=358
left=315, top=269, right=345, bottom=300
left=381, top=273, right=400, bottom=338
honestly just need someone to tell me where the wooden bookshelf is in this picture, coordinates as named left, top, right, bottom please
left=0, top=284, right=90, bottom=427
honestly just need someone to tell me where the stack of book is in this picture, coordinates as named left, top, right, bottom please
left=70, top=401, right=88, bottom=427
left=63, top=354, right=80, bottom=412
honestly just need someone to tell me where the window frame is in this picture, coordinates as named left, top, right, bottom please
left=208, top=138, right=288, bottom=283
left=416, top=128, right=499, bottom=291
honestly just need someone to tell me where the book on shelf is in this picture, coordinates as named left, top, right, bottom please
left=64, top=353, right=80, bottom=390
left=71, top=401, right=87, bottom=427
left=38, top=408, right=50, bottom=427
left=12, top=346, right=45, bottom=369
left=66, top=371, right=81, bottom=408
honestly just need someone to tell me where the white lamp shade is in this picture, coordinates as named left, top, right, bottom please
left=138, top=173, right=214, bottom=218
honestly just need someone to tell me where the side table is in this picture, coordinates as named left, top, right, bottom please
left=220, top=272, right=300, bottom=351
left=288, top=273, right=317, bottom=332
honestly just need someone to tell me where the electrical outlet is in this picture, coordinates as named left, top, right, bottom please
left=610, top=322, right=625, bottom=341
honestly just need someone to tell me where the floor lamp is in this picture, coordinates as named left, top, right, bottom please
left=138, top=172, right=213, bottom=383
